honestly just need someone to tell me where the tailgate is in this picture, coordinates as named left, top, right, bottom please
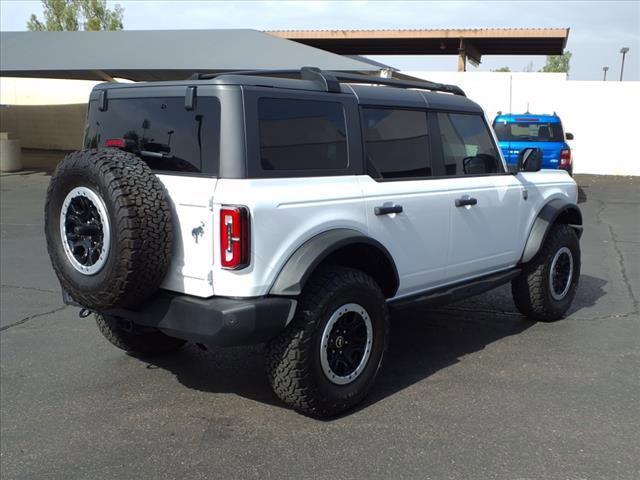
left=156, top=174, right=218, bottom=298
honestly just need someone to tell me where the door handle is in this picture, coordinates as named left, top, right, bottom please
left=455, top=197, right=478, bottom=207
left=375, top=204, right=403, bottom=215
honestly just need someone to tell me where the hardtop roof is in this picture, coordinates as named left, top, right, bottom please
left=91, top=72, right=482, bottom=112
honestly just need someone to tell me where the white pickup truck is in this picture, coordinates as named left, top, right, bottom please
left=44, top=68, right=582, bottom=418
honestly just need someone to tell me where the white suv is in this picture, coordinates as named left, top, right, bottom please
left=45, top=68, right=582, bottom=417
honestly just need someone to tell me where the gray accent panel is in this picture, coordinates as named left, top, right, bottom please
left=521, top=199, right=583, bottom=263
left=270, top=229, right=399, bottom=297
left=350, top=84, right=428, bottom=108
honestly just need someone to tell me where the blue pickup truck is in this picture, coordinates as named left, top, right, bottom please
left=492, top=113, right=574, bottom=175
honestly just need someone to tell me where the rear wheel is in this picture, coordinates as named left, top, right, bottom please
left=95, top=314, right=186, bottom=356
left=265, top=267, right=389, bottom=418
left=512, top=224, right=580, bottom=321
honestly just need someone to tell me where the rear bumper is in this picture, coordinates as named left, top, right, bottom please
left=65, top=291, right=296, bottom=347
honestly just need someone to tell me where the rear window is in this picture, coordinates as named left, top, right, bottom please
left=258, top=98, right=348, bottom=171
left=493, top=121, right=564, bottom=143
left=84, top=96, right=220, bottom=174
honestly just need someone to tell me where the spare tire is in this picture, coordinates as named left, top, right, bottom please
left=44, top=149, right=173, bottom=310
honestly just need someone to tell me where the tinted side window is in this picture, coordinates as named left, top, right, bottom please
left=362, top=108, right=431, bottom=179
left=258, top=98, right=348, bottom=171
left=85, top=97, right=220, bottom=174
left=437, top=113, right=502, bottom=176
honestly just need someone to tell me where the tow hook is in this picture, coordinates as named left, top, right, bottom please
left=79, top=308, right=92, bottom=318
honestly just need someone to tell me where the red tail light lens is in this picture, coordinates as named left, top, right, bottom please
left=560, top=149, right=572, bottom=168
left=220, top=206, right=250, bottom=269
left=105, top=138, right=126, bottom=148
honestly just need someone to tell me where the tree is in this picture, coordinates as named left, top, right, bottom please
left=27, top=0, right=123, bottom=31
left=492, top=66, right=511, bottom=72
left=541, top=51, right=572, bottom=73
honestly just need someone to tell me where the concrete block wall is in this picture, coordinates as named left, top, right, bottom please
left=0, top=103, right=86, bottom=151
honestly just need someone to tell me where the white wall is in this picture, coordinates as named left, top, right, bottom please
left=1, top=74, right=639, bottom=175
left=406, top=72, right=640, bottom=176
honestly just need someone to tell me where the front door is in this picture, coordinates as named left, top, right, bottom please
left=435, top=112, right=526, bottom=282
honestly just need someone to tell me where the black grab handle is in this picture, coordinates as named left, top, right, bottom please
left=375, top=204, right=403, bottom=215
left=455, top=197, right=478, bottom=207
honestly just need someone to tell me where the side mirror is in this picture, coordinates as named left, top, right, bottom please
left=517, top=147, right=543, bottom=172
left=565, top=132, right=574, bottom=140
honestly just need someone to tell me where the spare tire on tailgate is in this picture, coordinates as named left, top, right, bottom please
left=44, top=149, right=173, bottom=310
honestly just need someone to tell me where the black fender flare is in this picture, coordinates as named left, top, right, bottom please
left=269, top=228, right=399, bottom=297
left=521, top=198, right=583, bottom=263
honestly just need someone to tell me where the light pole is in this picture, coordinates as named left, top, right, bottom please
left=603, top=66, right=609, bottom=81
left=619, top=47, right=629, bottom=81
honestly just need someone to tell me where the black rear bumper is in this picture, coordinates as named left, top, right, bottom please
left=65, top=291, right=295, bottom=347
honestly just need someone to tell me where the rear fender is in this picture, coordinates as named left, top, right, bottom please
left=269, top=228, right=399, bottom=298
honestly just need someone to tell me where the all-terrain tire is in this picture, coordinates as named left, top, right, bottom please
left=265, top=267, right=389, bottom=418
left=512, top=224, right=580, bottom=321
left=95, top=314, right=185, bottom=356
left=44, top=149, right=172, bottom=310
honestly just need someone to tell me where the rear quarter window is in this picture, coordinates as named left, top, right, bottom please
left=84, top=96, right=220, bottom=175
left=258, top=98, right=348, bottom=171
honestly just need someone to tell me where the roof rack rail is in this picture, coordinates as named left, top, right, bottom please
left=189, top=67, right=466, bottom=96
left=189, top=67, right=340, bottom=92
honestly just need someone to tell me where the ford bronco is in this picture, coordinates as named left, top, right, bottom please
left=45, top=68, right=582, bottom=418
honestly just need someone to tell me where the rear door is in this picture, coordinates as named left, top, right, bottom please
left=358, top=107, right=451, bottom=297
left=435, top=112, right=526, bottom=282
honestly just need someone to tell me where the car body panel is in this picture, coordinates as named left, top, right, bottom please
left=83, top=81, right=579, bottom=302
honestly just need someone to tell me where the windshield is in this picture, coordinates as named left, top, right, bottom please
left=493, top=121, right=564, bottom=143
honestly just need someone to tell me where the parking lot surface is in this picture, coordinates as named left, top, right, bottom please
left=1, top=169, right=638, bottom=480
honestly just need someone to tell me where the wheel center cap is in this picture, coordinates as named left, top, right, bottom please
left=335, top=336, right=345, bottom=349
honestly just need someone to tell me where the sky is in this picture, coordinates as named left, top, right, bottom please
left=1, top=0, right=638, bottom=80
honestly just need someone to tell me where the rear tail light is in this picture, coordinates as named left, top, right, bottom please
left=220, top=206, right=250, bottom=269
left=560, top=149, right=572, bottom=168
left=105, top=138, right=126, bottom=148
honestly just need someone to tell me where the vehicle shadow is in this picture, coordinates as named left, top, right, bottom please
left=578, top=185, right=588, bottom=204
left=143, top=274, right=608, bottom=417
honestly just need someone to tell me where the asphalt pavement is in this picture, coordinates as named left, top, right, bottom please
left=1, top=170, right=638, bottom=480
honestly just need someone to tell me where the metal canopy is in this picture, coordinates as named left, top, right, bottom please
left=0, top=29, right=380, bottom=81
left=269, top=28, right=570, bottom=56
left=269, top=28, right=570, bottom=71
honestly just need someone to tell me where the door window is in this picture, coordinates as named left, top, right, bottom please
left=437, top=113, right=502, bottom=176
left=362, top=108, right=431, bottom=180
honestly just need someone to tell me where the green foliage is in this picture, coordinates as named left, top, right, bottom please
left=493, top=66, right=511, bottom=72
left=541, top=51, right=572, bottom=73
left=26, top=0, right=123, bottom=31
